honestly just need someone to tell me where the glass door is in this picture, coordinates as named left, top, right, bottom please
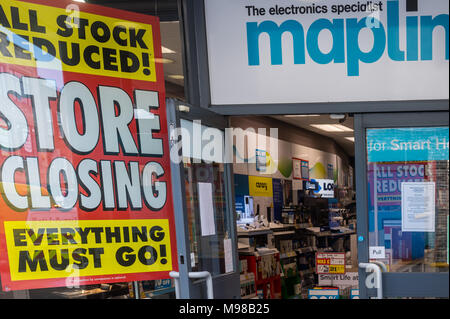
left=166, top=99, right=240, bottom=298
left=355, top=112, right=449, bottom=298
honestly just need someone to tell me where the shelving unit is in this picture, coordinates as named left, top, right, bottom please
left=237, top=203, right=357, bottom=299
left=237, top=228, right=273, bottom=237
left=144, top=287, right=175, bottom=299
left=268, top=223, right=312, bottom=299
left=239, top=253, right=282, bottom=299
left=240, top=272, right=257, bottom=299
left=306, top=227, right=355, bottom=253
left=279, top=251, right=300, bottom=299
left=237, top=228, right=282, bottom=299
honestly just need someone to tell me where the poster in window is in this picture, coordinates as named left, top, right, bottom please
left=0, top=0, right=177, bottom=291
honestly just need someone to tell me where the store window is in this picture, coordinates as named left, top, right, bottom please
left=230, top=116, right=358, bottom=299
left=366, top=127, right=449, bottom=273
left=180, top=119, right=234, bottom=276
left=0, top=0, right=182, bottom=299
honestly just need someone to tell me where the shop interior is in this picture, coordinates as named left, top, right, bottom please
left=230, top=114, right=357, bottom=299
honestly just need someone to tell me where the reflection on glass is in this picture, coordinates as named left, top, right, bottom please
left=180, top=118, right=233, bottom=276
left=184, top=160, right=230, bottom=276
left=366, top=127, right=449, bottom=273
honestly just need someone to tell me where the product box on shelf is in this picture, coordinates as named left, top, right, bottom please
left=240, top=272, right=257, bottom=299
left=239, top=252, right=282, bottom=299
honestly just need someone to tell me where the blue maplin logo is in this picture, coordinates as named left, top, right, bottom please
left=246, top=0, right=449, bottom=76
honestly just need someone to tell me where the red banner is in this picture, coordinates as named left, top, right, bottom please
left=0, top=0, right=177, bottom=291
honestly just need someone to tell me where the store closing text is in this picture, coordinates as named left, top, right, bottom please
left=0, top=74, right=166, bottom=212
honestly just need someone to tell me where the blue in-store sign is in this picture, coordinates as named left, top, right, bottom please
left=308, top=289, right=339, bottom=299
left=154, top=279, right=172, bottom=290
left=350, top=289, right=359, bottom=299
left=367, top=127, right=449, bottom=163
left=303, top=180, right=318, bottom=191
left=255, top=149, right=267, bottom=172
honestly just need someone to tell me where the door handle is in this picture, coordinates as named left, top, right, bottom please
left=359, top=262, right=383, bottom=299
left=370, top=260, right=387, bottom=273
left=169, top=271, right=214, bottom=299
left=169, top=271, right=182, bottom=299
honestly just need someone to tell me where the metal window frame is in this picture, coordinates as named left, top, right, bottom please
left=166, top=98, right=240, bottom=299
left=355, top=111, right=449, bottom=299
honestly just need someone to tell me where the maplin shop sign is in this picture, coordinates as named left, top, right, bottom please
left=246, top=1, right=446, bottom=76
left=204, top=0, right=449, bottom=104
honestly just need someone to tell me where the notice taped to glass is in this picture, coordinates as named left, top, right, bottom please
left=401, top=182, right=436, bottom=232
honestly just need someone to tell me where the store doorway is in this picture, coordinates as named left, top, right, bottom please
left=228, top=113, right=358, bottom=299
left=166, top=100, right=240, bottom=299
left=355, top=112, right=449, bottom=298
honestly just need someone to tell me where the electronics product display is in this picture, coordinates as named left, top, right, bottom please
left=237, top=192, right=357, bottom=299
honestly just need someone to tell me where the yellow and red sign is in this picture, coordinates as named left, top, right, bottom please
left=316, top=252, right=346, bottom=275
left=0, top=0, right=177, bottom=291
left=0, top=0, right=157, bottom=81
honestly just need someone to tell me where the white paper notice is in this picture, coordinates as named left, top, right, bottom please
left=224, top=238, right=234, bottom=273
left=198, top=182, right=216, bottom=236
left=293, top=159, right=301, bottom=179
left=369, top=246, right=386, bottom=259
left=401, top=182, right=435, bottom=232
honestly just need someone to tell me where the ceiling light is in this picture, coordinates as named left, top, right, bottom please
left=154, top=58, right=174, bottom=64
left=345, top=137, right=355, bottom=142
left=168, top=75, right=184, bottom=80
left=330, top=114, right=346, bottom=120
left=284, top=114, right=320, bottom=118
left=162, top=46, right=175, bottom=54
left=310, top=124, right=353, bottom=132
left=178, top=105, right=190, bottom=113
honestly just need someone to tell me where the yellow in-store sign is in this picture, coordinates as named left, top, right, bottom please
left=329, top=265, right=345, bottom=274
left=249, top=176, right=273, bottom=197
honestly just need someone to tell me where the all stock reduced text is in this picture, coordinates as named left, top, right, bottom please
left=0, top=2, right=156, bottom=79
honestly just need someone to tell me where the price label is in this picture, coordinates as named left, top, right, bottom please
left=316, top=253, right=346, bottom=274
